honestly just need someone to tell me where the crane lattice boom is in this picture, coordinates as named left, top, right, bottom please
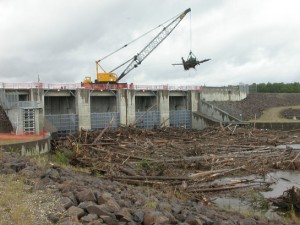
left=117, top=8, right=191, bottom=81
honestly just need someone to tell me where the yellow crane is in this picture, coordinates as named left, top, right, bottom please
left=82, top=8, right=191, bottom=86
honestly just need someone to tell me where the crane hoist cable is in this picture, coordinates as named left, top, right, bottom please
left=189, top=11, right=193, bottom=53
left=116, top=8, right=191, bottom=81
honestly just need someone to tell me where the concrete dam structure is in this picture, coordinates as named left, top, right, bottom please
left=0, top=83, right=248, bottom=136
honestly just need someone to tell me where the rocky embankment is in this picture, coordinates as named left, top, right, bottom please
left=0, top=151, right=291, bottom=225
left=208, top=93, right=300, bottom=120
left=0, top=105, right=13, bottom=133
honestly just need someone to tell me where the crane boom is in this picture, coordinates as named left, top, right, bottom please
left=116, top=8, right=191, bottom=82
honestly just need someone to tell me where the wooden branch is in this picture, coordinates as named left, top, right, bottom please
left=92, top=116, right=114, bottom=144
left=91, top=147, right=154, bottom=161
left=287, top=151, right=300, bottom=168
left=189, top=169, right=232, bottom=179
left=117, top=179, right=167, bottom=186
left=111, top=175, right=189, bottom=181
left=188, top=183, right=258, bottom=193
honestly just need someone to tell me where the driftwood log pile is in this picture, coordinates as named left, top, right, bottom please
left=52, top=125, right=300, bottom=194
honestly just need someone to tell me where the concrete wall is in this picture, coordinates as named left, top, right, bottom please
left=1, top=135, right=51, bottom=156
left=45, top=96, right=76, bottom=114
left=91, top=96, right=117, bottom=113
left=253, top=122, right=300, bottom=131
left=201, top=86, right=247, bottom=101
left=200, top=100, right=241, bottom=123
left=169, top=96, right=186, bottom=110
left=135, top=96, right=157, bottom=112
left=7, top=108, right=20, bottom=133
left=192, top=112, right=220, bottom=130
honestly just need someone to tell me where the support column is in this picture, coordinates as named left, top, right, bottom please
left=117, top=89, right=135, bottom=126
left=76, top=89, right=91, bottom=130
left=188, top=90, right=199, bottom=112
left=188, top=90, right=201, bottom=129
left=158, top=90, right=169, bottom=126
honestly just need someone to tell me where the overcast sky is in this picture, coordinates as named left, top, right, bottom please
left=1, top=0, right=299, bottom=86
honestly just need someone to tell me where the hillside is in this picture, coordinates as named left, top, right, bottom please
left=208, top=93, right=300, bottom=121
left=0, top=106, right=13, bottom=133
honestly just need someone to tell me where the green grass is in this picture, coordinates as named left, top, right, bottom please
left=249, top=106, right=300, bottom=123
left=0, top=175, right=33, bottom=225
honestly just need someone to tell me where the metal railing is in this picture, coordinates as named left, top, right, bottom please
left=0, top=82, right=204, bottom=91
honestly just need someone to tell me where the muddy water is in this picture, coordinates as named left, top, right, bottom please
left=261, top=171, right=300, bottom=198
left=276, top=144, right=300, bottom=150
left=213, top=170, right=300, bottom=220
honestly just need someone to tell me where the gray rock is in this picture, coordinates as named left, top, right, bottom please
left=62, top=191, right=78, bottom=205
left=162, top=211, right=178, bottom=224
left=158, top=202, right=172, bottom=212
left=78, top=201, right=96, bottom=210
left=11, top=161, right=26, bottom=172
left=80, top=213, right=98, bottom=223
left=185, top=214, right=204, bottom=225
left=240, top=218, right=257, bottom=225
left=174, top=213, right=186, bottom=222
left=143, top=211, right=169, bottom=225
left=100, top=215, right=118, bottom=225
left=58, top=216, right=81, bottom=225
left=67, top=206, right=85, bottom=219
left=132, top=210, right=144, bottom=223
left=86, top=220, right=104, bottom=225
left=105, top=198, right=121, bottom=212
left=75, top=188, right=97, bottom=203
left=97, top=191, right=113, bottom=204
left=47, top=212, right=60, bottom=223
left=171, top=202, right=182, bottom=214
left=1, top=167, right=16, bottom=174
left=86, top=204, right=114, bottom=217
left=48, top=168, right=60, bottom=180
left=61, top=197, right=74, bottom=209
left=127, top=222, right=138, bottom=225
left=115, top=207, right=133, bottom=222
left=197, top=213, right=214, bottom=225
left=18, top=166, right=37, bottom=178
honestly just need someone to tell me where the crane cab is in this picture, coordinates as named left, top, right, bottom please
left=83, top=76, right=92, bottom=84
left=96, top=72, right=118, bottom=83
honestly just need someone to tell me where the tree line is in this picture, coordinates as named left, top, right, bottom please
left=249, top=82, right=300, bottom=93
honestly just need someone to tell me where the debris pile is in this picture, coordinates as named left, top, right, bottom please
left=0, top=105, right=13, bottom=133
left=52, top=125, right=300, bottom=195
left=270, top=186, right=300, bottom=211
